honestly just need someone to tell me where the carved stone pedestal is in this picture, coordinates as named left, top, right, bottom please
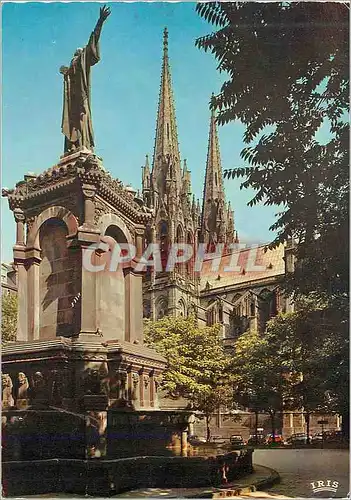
left=1, top=153, right=188, bottom=465
left=2, top=337, right=168, bottom=460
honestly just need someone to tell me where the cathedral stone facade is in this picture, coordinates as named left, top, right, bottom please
left=140, top=28, right=290, bottom=347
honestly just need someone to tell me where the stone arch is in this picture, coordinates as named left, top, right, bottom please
left=39, top=218, right=80, bottom=339
left=155, top=295, right=168, bottom=320
left=27, top=206, right=79, bottom=249
left=98, top=213, right=133, bottom=245
left=206, top=299, right=217, bottom=326
left=177, top=298, right=186, bottom=317
left=96, top=221, right=131, bottom=342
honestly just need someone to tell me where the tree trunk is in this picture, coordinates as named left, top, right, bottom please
left=270, top=411, right=275, bottom=443
left=305, top=412, right=311, bottom=445
left=255, top=411, right=259, bottom=446
left=206, top=415, right=211, bottom=442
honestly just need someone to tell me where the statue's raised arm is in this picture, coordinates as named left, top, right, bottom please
left=92, top=5, right=111, bottom=44
left=86, top=4, right=111, bottom=67
left=61, top=5, right=111, bottom=154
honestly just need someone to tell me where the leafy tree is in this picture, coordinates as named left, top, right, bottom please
left=266, top=297, right=349, bottom=440
left=1, top=293, right=17, bottom=344
left=231, top=329, right=287, bottom=442
left=196, top=2, right=348, bottom=256
left=196, top=2, right=349, bottom=437
left=232, top=298, right=348, bottom=443
left=144, top=315, right=233, bottom=441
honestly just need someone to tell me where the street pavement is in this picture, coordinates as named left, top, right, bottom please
left=254, top=449, right=350, bottom=498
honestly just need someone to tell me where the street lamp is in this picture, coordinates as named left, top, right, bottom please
left=318, top=419, right=328, bottom=449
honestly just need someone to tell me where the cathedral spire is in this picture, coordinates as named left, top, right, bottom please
left=152, top=28, right=181, bottom=201
left=203, top=95, right=225, bottom=207
left=142, top=154, right=150, bottom=188
left=201, top=96, right=227, bottom=245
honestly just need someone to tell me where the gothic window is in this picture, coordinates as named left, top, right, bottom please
left=250, top=300, right=255, bottom=317
left=186, top=231, right=194, bottom=279
left=159, top=220, right=169, bottom=271
left=218, top=302, right=223, bottom=323
left=215, top=172, right=218, bottom=186
left=156, top=297, right=168, bottom=320
left=160, top=220, right=168, bottom=236
left=176, top=225, right=184, bottom=275
left=206, top=302, right=217, bottom=326
left=178, top=299, right=186, bottom=317
left=229, top=310, right=240, bottom=338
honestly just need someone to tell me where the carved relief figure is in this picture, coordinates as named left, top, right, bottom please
left=117, top=371, right=127, bottom=401
left=2, top=374, right=14, bottom=409
left=31, top=371, right=48, bottom=401
left=17, top=372, right=29, bottom=399
left=84, top=369, right=103, bottom=395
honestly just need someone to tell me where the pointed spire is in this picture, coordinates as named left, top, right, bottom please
left=152, top=28, right=181, bottom=200
left=183, top=158, right=188, bottom=176
left=203, top=94, right=224, bottom=205
left=142, top=154, right=151, bottom=190
left=145, top=154, right=150, bottom=170
left=201, top=96, right=227, bottom=245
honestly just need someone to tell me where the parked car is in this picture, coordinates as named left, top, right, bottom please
left=247, top=434, right=266, bottom=445
left=286, top=433, right=312, bottom=445
left=324, top=430, right=343, bottom=442
left=230, top=434, right=245, bottom=447
left=311, top=432, right=324, bottom=443
left=266, top=433, right=284, bottom=445
left=188, top=435, right=207, bottom=445
left=211, top=435, right=227, bottom=445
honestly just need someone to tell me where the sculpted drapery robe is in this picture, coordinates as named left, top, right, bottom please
left=61, top=28, right=100, bottom=152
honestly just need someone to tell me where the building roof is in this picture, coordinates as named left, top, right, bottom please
left=199, top=243, right=285, bottom=291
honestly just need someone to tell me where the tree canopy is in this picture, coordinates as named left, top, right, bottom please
left=1, top=293, right=17, bottom=344
left=231, top=328, right=287, bottom=439
left=231, top=296, right=349, bottom=439
left=144, top=315, right=233, bottom=440
left=196, top=3, right=349, bottom=436
left=196, top=2, right=349, bottom=298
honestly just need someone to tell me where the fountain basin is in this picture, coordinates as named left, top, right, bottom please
left=3, top=449, right=253, bottom=497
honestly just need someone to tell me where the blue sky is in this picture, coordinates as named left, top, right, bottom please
left=2, top=1, right=279, bottom=263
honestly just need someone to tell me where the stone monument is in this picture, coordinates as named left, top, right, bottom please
left=2, top=6, right=189, bottom=461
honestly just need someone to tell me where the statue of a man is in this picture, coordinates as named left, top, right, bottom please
left=60, top=5, right=111, bottom=153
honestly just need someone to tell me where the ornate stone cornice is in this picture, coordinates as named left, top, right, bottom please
left=98, top=181, right=151, bottom=225
left=2, top=153, right=151, bottom=226
left=106, top=340, right=167, bottom=370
